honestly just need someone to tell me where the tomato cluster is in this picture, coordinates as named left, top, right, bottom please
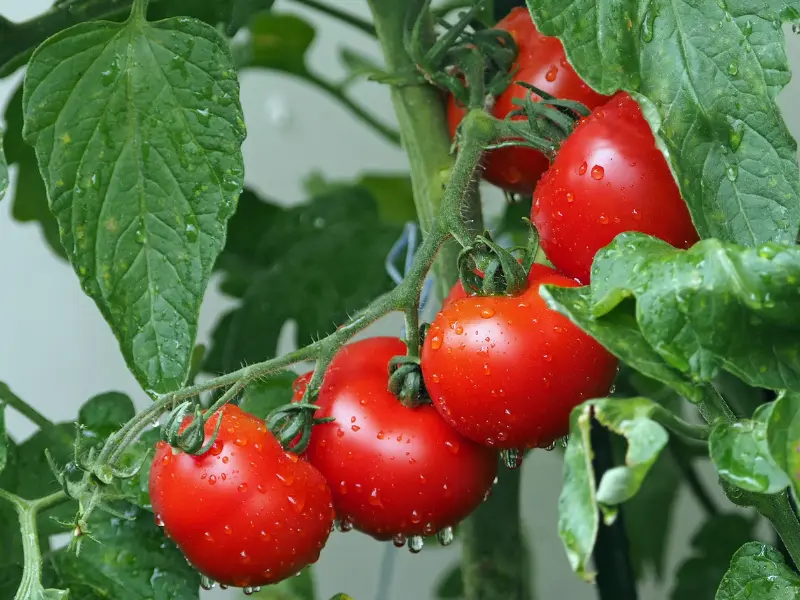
left=148, top=7, right=701, bottom=593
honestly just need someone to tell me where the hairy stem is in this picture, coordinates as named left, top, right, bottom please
left=0, top=382, right=53, bottom=431
left=367, top=0, right=484, bottom=299
left=759, top=492, right=800, bottom=569
left=0, top=489, right=69, bottom=600
left=460, top=467, right=531, bottom=600
left=289, top=0, right=377, bottom=36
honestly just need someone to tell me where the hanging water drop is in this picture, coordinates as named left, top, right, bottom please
left=726, top=164, right=739, bottom=182
left=392, top=533, right=407, bottom=548
left=200, top=575, right=215, bottom=590
left=408, top=535, right=424, bottom=554
left=727, top=61, right=739, bottom=76
left=501, top=449, right=522, bottom=469
left=641, top=7, right=657, bottom=42
left=437, top=526, right=454, bottom=546
left=544, top=440, right=558, bottom=451
left=728, top=120, right=744, bottom=152
left=335, top=516, right=354, bottom=532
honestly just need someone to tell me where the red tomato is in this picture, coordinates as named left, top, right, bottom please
left=447, top=7, right=609, bottom=194
left=149, top=405, right=334, bottom=588
left=532, top=92, right=699, bottom=283
left=297, top=337, right=498, bottom=541
left=422, top=266, right=618, bottom=449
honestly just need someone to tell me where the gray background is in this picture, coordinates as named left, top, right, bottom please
left=0, top=1, right=797, bottom=599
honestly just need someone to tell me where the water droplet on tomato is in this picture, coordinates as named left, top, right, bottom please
left=376, top=431, right=385, bottom=440
left=430, top=335, right=442, bottom=350
left=204, top=531, right=213, bottom=542
left=221, top=473, right=227, bottom=481
left=545, top=65, right=558, bottom=81
left=408, top=535, right=425, bottom=553
left=337, top=429, right=345, bottom=438
left=410, top=509, right=422, bottom=524
left=486, top=437, right=496, bottom=447
left=431, top=373, right=441, bottom=383
left=208, top=475, right=217, bottom=485
left=591, top=165, right=605, bottom=180
left=480, top=307, right=496, bottom=319
left=339, top=480, right=347, bottom=494
left=369, top=488, right=383, bottom=507
left=437, top=526, right=455, bottom=546
left=221, top=456, right=229, bottom=464
left=351, top=425, right=361, bottom=432
left=209, top=441, right=223, bottom=456
left=238, top=483, right=248, bottom=493
left=565, top=192, right=575, bottom=203
left=483, top=363, right=491, bottom=376
left=223, top=524, right=232, bottom=535
left=444, top=440, right=459, bottom=454
left=419, top=474, right=427, bottom=484
left=598, top=214, right=609, bottom=225
left=443, top=483, right=451, bottom=498
left=631, top=208, right=642, bottom=221
left=160, top=454, right=171, bottom=466
left=578, top=162, right=587, bottom=175
left=155, top=514, right=164, bottom=527
left=336, top=516, right=354, bottom=532
left=287, top=494, right=306, bottom=513
left=553, top=210, right=564, bottom=221
left=393, top=533, right=407, bottom=547
left=497, top=431, right=508, bottom=442
left=423, top=522, right=436, bottom=535
left=276, top=471, right=295, bottom=486
left=234, top=437, right=247, bottom=447
left=259, top=530, right=271, bottom=541
left=240, top=550, right=251, bottom=564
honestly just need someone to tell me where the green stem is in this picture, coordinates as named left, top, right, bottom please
left=651, top=405, right=710, bottom=442
left=304, top=73, right=401, bottom=146
left=461, top=467, right=531, bottom=600
left=0, top=382, right=53, bottom=431
left=367, top=0, right=484, bottom=299
left=289, top=0, right=377, bottom=36
left=0, top=489, right=70, bottom=600
left=129, top=0, right=149, bottom=22
left=757, top=492, right=800, bottom=569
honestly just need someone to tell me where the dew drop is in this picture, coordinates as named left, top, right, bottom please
left=376, top=431, right=385, bottom=440
left=339, top=480, right=348, bottom=494
left=155, top=514, right=164, bottom=527
left=410, top=509, right=422, bottom=524
left=437, top=526, right=455, bottom=546
left=444, top=440, right=459, bottom=454
left=727, top=61, right=739, bottom=76
left=336, top=429, right=345, bottom=438
left=545, top=65, right=558, bottom=82
left=591, top=165, right=605, bottom=180
left=578, top=162, right=588, bottom=175
left=276, top=471, right=295, bottom=486
left=238, top=483, right=248, bottom=493
left=200, top=575, right=215, bottom=590
left=726, top=164, right=739, bottom=182
left=208, top=475, right=217, bottom=485
left=631, top=208, right=642, bottom=221
left=336, top=517, right=354, bottom=532
left=224, top=524, right=233, bottom=535
left=728, top=120, right=744, bottom=152
left=204, top=531, right=213, bottom=542
left=483, top=363, right=491, bottom=376
left=598, top=214, right=609, bottom=225
left=641, top=7, right=656, bottom=42
left=351, top=425, right=361, bottom=432
left=565, top=192, right=575, bottom=203
left=480, top=307, right=496, bottom=319
left=501, top=449, right=523, bottom=469
left=408, top=535, right=424, bottom=554
left=544, top=440, right=558, bottom=451
left=430, top=335, right=442, bottom=350
left=369, top=488, right=383, bottom=507
left=455, top=325, right=464, bottom=334
left=209, top=441, right=223, bottom=456
left=393, top=533, right=407, bottom=548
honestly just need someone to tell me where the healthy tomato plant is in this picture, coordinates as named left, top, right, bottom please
left=294, top=337, right=498, bottom=544
left=422, top=264, right=618, bottom=449
left=531, top=92, right=700, bottom=283
left=149, top=405, right=334, bottom=588
left=4, top=1, right=800, bottom=600
left=447, top=7, right=608, bottom=194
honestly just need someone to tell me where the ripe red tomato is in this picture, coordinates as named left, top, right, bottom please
left=447, top=7, right=609, bottom=194
left=440, top=262, right=550, bottom=309
left=532, top=92, right=699, bottom=283
left=149, top=404, right=334, bottom=588
left=422, top=266, right=618, bottom=449
left=296, top=337, right=498, bottom=542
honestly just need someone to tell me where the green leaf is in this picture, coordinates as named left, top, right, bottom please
left=526, top=0, right=800, bottom=247
left=206, top=187, right=402, bottom=373
left=539, top=285, right=701, bottom=402
left=78, top=392, right=136, bottom=441
left=3, top=83, right=66, bottom=259
left=239, top=372, right=297, bottom=420
left=0, top=401, right=6, bottom=476
left=48, top=504, right=200, bottom=599
left=0, top=0, right=259, bottom=78
left=0, top=128, right=7, bottom=203
left=671, top=514, right=756, bottom=600
left=435, top=564, right=464, bottom=599
left=250, top=567, right=314, bottom=599
left=624, top=442, right=682, bottom=580
left=22, top=10, right=246, bottom=394
left=710, top=419, right=789, bottom=494
left=0, top=565, right=23, bottom=599
left=547, top=233, right=800, bottom=395
left=716, top=542, right=800, bottom=600
left=237, top=12, right=314, bottom=76
left=227, top=0, right=276, bottom=36
left=767, top=392, right=800, bottom=502
left=558, top=397, right=669, bottom=581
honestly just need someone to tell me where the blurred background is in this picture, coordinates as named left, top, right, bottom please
left=1, top=1, right=799, bottom=599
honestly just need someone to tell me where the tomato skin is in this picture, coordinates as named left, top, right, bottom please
left=447, top=7, right=609, bottom=194
left=149, top=405, right=334, bottom=588
left=297, top=337, right=498, bottom=539
left=532, top=92, right=699, bottom=283
left=422, top=266, right=618, bottom=449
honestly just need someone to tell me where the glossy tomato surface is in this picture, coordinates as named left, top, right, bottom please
left=422, top=266, right=618, bottom=449
left=447, top=7, right=609, bottom=194
left=149, top=405, right=334, bottom=588
left=298, top=337, right=498, bottom=540
left=532, top=92, right=699, bottom=283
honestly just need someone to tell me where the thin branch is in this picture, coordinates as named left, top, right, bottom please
left=288, top=0, right=377, bottom=37
left=0, top=382, right=53, bottom=431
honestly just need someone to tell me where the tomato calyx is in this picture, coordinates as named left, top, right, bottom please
left=408, top=0, right=517, bottom=107
left=160, top=400, right=223, bottom=455
left=457, top=233, right=528, bottom=296
left=387, top=354, right=428, bottom=407
left=489, top=83, right=590, bottom=157
left=266, top=401, right=331, bottom=453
